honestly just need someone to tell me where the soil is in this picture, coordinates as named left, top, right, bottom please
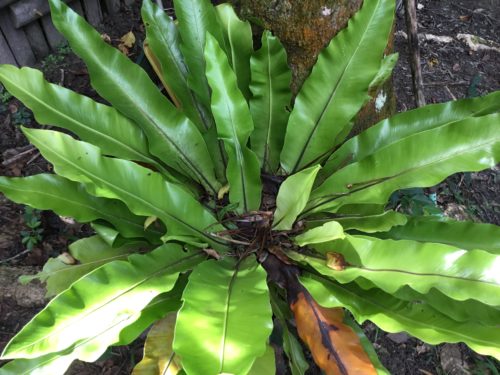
left=0, top=0, right=499, bottom=374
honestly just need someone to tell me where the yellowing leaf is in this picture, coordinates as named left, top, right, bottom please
left=217, top=184, right=230, bottom=200
left=144, top=215, right=158, bottom=230
left=133, top=313, right=181, bottom=375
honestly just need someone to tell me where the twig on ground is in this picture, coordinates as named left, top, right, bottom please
left=26, top=151, right=41, bottom=166
left=0, top=249, right=30, bottom=264
left=2, top=146, right=36, bottom=167
left=424, top=82, right=469, bottom=88
left=444, top=86, right=457, bottom=101
left=59, top=68, right=65, bottom=86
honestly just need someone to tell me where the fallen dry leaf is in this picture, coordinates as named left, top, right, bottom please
left=118, top=31, right=136, bottom=56
left=326, top=252, right=348, bottom=271
left=100, top=33, right=111, bottom=44
left=120, top=31, right=136, bottom=48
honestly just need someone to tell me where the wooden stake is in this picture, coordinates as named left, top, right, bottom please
left=404, top=0, right=426, bottom=107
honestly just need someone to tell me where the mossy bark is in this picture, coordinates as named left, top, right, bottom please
left=233, top=0, right=395, bottom=131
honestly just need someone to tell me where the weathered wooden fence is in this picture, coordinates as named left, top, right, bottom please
left=0, top=0, right=132, bottom=66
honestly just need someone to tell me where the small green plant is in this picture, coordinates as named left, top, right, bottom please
left=388, top=188, right=442, bottom=216
left=0, top=0, right=499, bottom=374
left=472, top=356, right=500, bottom=375
left=41, top=43, right=71, bottom=70
left=0, top=84, right=12, bottom=112
left=11, top=106, right=32, bottom=126
left=20, top=206, right=43, bottom=250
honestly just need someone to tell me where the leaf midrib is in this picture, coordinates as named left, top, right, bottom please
left=0, top=73, right=155, bottom=167
left=0, top=184, right=157, bottom=235
left=8, top=252, right=203, bottom=356
left=30, top=131, right=218, bottom=244
left=219, top=261, right=241, bottom=372
left=148, top=9, right=212, bottom=132
left=66, top=13, right=217, bottom=194
left=263, top=37, right=274, bottom=169
left=309, top=137, right=499, bottom=212
left=305, top=255, right=499, bottom=288
left=291, top=0, right=382, bottom=172
left=311, top=274, right=499, bottom=347
left=18, top=311, right=141, bottom=374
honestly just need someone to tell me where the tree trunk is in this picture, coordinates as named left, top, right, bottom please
left=233, top=0, right=395, bottom=132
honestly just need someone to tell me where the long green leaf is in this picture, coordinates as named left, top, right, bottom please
left=19, top=236, right=140, bottom=297
left=308, top=113, right=500, bottom=214
left=174, top=257, right=273, bottom=375
left=205, top=33, right=262, bottom=212
left=0, top=66, right=168, bottom=172
left=1, top=245, right=205, bottom=359
left=300, top=273, right=500, bottom=359
left=22, top=128, right=227, bottom=250
left=90, top=221, right=149, bottom=248
left=0, top=280, right=186, bottom=374
left=376, top=216, right=500, bottom=254
left=323, top=90, right=500, bottom=176
left=141, top=0, right=208, bottom=131
left=291, top=235, right=500, bottom=306
left=294, top=221, right=345, bottom=246
left=247, top=345, right=276, bottom=375
left=116, top=274, right=188, bottom=344
left=393, top=287, right=500, bottom=327
left=249, top=31, right=292, bottom=172
left=173, top=0, right=225, bottom=111
left=0, top=174, right=161, bottom=241
left=0, top=348, right=79, bottom=375
left=140, top=0, right=225, bottom=181
left=48, top=0, right=220, bottom=193
left=216, top=3, right=253, bottom=100
left=305, top=211, right=407, bottom=233
left=280, top=0, right=395, bottom=173
left=273, top=165, right=320, bottom=230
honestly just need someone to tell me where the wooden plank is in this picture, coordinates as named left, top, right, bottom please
left=24, top=20, right=50, bottom=60
left=103, top=0, right=120, bottom=14
left=40, top=0, right=86, bottom=51
left=0, top=12, right=35, bottom=66
left=9, top=0, right=70, bottom=29
left=82, top=0, right=102, bottom=26
left=0, top=30, right=17, bottom=65
left=0, top=0, right=16, bottom=9
left=41, top=13, right=65, bottom=50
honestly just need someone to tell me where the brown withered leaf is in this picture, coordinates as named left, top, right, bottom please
left=326, top=252, right=348, bottom=271
left=290, top=290, right=377, bottom=375
left=100, top=33, right=111, bottom=44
